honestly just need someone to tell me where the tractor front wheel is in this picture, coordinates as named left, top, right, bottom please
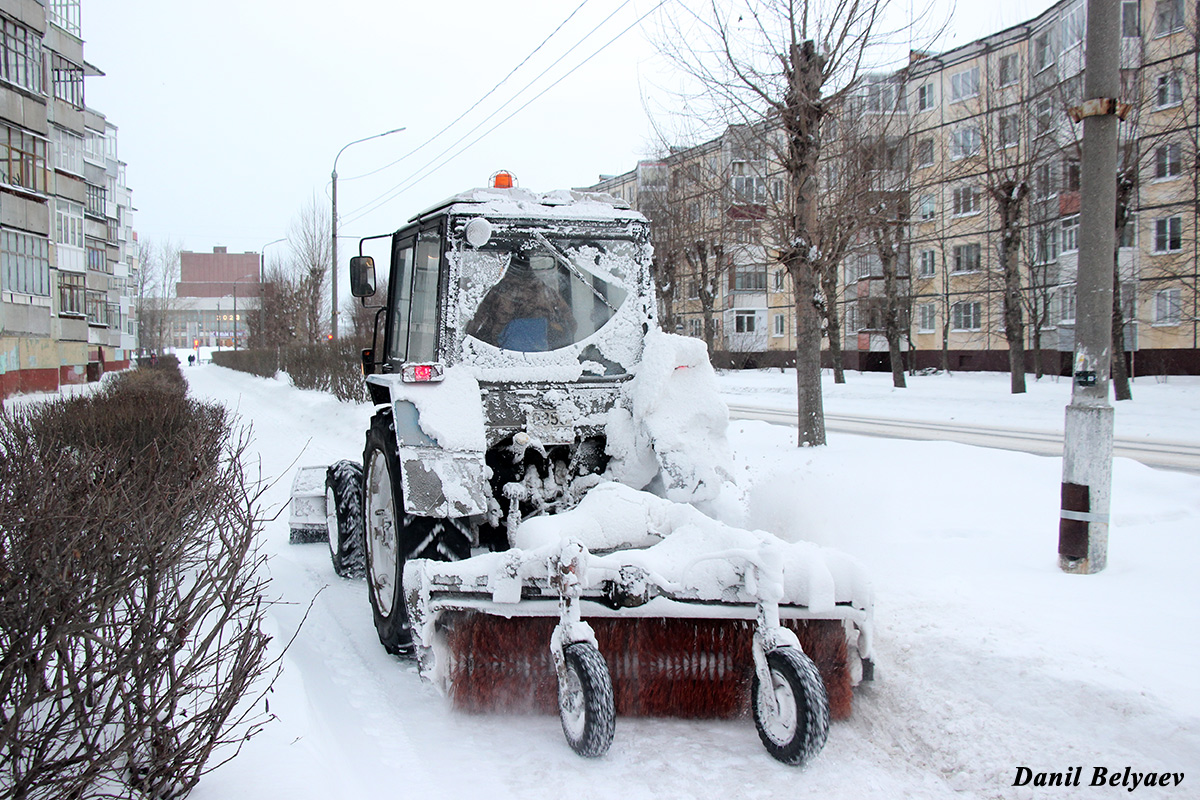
left=363, top=418, right=413, bottom=655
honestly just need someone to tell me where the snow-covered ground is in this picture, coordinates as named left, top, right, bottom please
left=163, top=366, right=1200, bottom=797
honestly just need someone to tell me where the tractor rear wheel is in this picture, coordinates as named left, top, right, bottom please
left=751, top=646, right=829, bottom=766
left=326, top=460, right=364, bottom=578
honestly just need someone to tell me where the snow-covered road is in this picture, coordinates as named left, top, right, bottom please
left=180, top=364, right=1199, bottom=799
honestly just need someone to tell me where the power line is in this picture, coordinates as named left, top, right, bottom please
left=337, top=0, right=594, bottom=184
left=341, top=0, right=650, bottom=226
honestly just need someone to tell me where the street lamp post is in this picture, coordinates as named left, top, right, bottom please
left=331, top=126, right=405, bottom=341
left=260, top=236, right=286, bottom=283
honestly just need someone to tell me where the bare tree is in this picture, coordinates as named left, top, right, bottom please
left=136, top=238, right=182, bottom=355
left=289, top=198, right=332, bottom=344
left=657, top=0, right=896, bottom=445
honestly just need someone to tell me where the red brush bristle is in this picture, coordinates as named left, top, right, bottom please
left=440, top=612, right=854, bottom=720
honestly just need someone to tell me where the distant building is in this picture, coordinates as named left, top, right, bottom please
left=171, top=247, right=261, bottom=349
left=0, top=0, right=138, bottom=400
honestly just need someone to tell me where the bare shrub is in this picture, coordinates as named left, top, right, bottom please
left=211, top=342, right=367, bottom=403
left=0, top=362, right=272, bottom=799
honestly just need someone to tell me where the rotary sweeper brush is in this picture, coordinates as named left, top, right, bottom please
left=291, top=175, right=874, bottom=765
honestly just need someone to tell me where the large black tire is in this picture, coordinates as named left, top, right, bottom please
left=557, top=642, right=615, bottom=758
left=362, top=415, right=473, bottom=655
left=326, top=460, right=365, bottom=578
left=751, top=646, right=830, bottom=766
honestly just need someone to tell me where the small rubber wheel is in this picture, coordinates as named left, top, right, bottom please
left=557, top=642, right=615, bottom=758
left=751, top=646, right=830, bottom=766
left=326, top=460, right=365, bottom=578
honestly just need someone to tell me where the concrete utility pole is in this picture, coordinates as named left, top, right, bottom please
left=331, top=127, right=405, bottom=341
left=1060, top=0, right=1123, bottom=574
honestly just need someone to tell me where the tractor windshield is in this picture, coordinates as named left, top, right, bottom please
left=461, top=235, right=633, bottom=353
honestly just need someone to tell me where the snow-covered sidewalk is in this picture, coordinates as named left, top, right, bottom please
left=176, top=363, right=1198, bottom=799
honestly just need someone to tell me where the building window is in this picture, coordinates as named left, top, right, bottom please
left=55, top=199, right=84, bottom=249
left=1062, top=4, right=1086, bottom=49
left=998, top=53, right=1018, bottom=86
left=51, top=54, right=84, bottom=108
left=772, top=312, right=786, bottom=337
left=918, top=194, right=936, bottom=220
left=734, top=310, right=757, bottom=333
left=1061, top=215, right=1080, bottom=253
left=1034, top=96, right=1053, bottom=138
left=1122, top=0, right=1140, bottom=36
left=918, top=303, right=937, bottom=332
left=1155, top=0, right=1184, bottom=35
left=1154, top=288, right=1182, bottom=324
left=59, top=271, right=84, bottom=316
left=950, top=67, right=979, bottom=102
left=86, top=289, right=108, bottom=327
left=1059, top=285, right=1077, bottom=323
left=951, top=301, right=982, bottom=331
left=688, top=318, right=702, bottom=338
left=86, top=184, right=106, bottom=217
left=1156, top=71, right=1183, bottom=107
left=83, top=129, right=105, bottom=163
left=1034, top=30, right=1055, bottom=72
left=773, top=268, right=786, bottom=292
left=1154, top=216, right=1183, bottom=252
left=1062, top=158, right=1081, bottom=192
left=1034, top=225, right=1060, bottom=263
left=735, top=268, right=766, bottom=291
left=86, top=241, right=108, bottom=272
left=952, top=185, right=980, bottom=216
left=1, top=229, right=50, bottom=297
left=1155, top=143, right=1182, bottom=178
left=49, top=0, right=81, bottom=36
left=918, top=249, right=936, bottom=277
left=916, top=137, right=934, bottom=167
left=1119, top=214, right=1137, bottom=248
left=52, top=125, right=84, bottom=175
left=0, top=124, right=49, bottom=194
left=845, top=302, right=858, bottom=333
left=0, top=16, right=42, bottom=94
left=999, top=114, right=1019, bottom=147
left=952, top=243, right=981, bottom=273
left=950, top=127, right=981, bottom=160
left=855, top=253, right=872, bottom=280
left=1036, top=162, right=1056, bottom=198
left=917, top=83, right=935, bottom=111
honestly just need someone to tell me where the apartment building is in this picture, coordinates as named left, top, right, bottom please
left=585, top=0, right=1200, bottom=375
left=0, top=0, right=137, bottom=401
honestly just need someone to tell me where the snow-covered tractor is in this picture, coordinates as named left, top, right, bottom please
left=292, top=179, right=873, bottom=764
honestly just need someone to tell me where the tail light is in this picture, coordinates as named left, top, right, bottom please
left=401, top=363, right=445, bottom=383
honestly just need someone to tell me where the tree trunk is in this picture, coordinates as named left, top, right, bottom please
left=1111, top=252, right=1132, bottom=400
left=792, top=263, right=826, bottom=446
left=880, top=247, right=906, bottom=389
left=996, top=190, right=1027, bottom=394
left=820, top=265, right=845, bottom=383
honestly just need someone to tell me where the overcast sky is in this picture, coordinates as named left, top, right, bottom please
left=81, top=0, right=1056, bottom=263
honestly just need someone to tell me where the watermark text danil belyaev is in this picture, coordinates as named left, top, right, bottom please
left=1013, top=767, right=1184, bottom=791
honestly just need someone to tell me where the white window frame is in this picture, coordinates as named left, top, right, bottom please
left=918, top=194, right=936, bottom=221
left=1154, top=142, right=1182, bottom=179
left=1156, top=71, right=1183, bottom=108
left=772, top=312, right=786, bottom=337
left=952, top=185, right=980, bottom=216
left=918, top=302, right=937, bottom=332
left=950, top=127, right=981, bottom=160
left=734, top=309, right=757, bottom=333
left=1155, top=0, right=1184, bottom=36
left=918, top=249, right=936, bottom=277
left=917, top=83, right=935, bottom=111
left=952, top=243, right=981, bottom=273
left=950, top=67, right=979, bottom=102
left=1061, top=215, right=1080, bottom=253
left=998, top=53, right=1019, bottom=87
left=916, top=137, right=934, bottom=167
left=1154, top=216, right=1183, bottom=252
left=951, top=301, right=982, bottom=331
left=1154, top=287, right=1182, bottom=324
left=1059, top=285, right=1077, bottom=323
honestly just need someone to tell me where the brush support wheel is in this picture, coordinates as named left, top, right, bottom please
left=557, top=642, right=615, bottom=758
left=751, top=646, right=830, bottom=766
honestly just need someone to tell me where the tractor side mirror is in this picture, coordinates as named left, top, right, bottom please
left=350, top=256, right=376, bottom=297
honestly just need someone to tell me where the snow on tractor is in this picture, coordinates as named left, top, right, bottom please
left=290, top=178, right=873, bottom=765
